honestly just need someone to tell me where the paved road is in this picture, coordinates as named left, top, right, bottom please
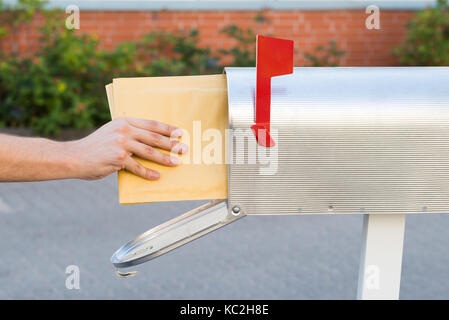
left=0, top=175, right=449, bottom=299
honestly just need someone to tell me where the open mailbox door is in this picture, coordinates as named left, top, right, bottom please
left=110, top=200, right=236, bottom=269
left=108, top=36, right=449, bottom=299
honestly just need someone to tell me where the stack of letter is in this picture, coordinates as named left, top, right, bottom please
left=105, top=75, right=228, bottom=204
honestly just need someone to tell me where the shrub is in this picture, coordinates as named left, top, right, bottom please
left=219, top=24, right=345, bottom=68
left=218, top=24, right=257, bottom=67
left=0, top=4, right=345, bottom=136
left=0, top=0, right=45, bottom=42
left=394, top=0, right=449, bottom=65
left=0, top=5, right=219, bottom=135
left=304, top=40, right=345, bottom=67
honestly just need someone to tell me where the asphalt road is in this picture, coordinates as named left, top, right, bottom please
left=0, top=175, right=449, bottom=299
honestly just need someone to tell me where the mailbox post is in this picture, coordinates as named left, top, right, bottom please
left=357, top=214, right=406, bottom=300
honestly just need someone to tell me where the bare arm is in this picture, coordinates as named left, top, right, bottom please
left=0, top=117, right=187, bottom=182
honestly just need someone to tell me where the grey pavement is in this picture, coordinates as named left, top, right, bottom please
left=0, top=175, right=449, bottom=299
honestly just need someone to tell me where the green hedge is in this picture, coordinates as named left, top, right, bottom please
left=0, top=1, right=344, bottom=136
left=394, top=0, right=449, bottom=65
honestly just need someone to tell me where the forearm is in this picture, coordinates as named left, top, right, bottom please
left=0, top=134, right=79, bottom=182
left=0, top=118, right=186, bottom=182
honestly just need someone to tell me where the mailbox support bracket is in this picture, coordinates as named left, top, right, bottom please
left=357, top=214, right=406, bottom=300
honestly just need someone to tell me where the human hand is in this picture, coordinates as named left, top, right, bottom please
left=69, top=117, right=187, bottom=180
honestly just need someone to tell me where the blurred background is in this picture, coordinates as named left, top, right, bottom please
left=1, top=0, right=449, bottom=299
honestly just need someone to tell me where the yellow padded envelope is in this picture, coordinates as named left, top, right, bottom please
left=105, top=75, right=228, bottom=204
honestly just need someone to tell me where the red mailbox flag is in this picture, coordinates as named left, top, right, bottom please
left=252, top=35, right=294, bottom=147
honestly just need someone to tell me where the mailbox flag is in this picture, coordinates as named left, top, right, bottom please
left=253, top=35, right=294, bottom=147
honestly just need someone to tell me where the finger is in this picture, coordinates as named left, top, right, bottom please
left=124, top=156, right=160, bottom=180
left=132, top=127, right=188, bottom=154
left=126, top=140, right=180, bottom=167
left=126, top=118, right=183, bottom=138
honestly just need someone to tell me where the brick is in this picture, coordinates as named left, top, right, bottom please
left=0, top=9, right=415, bottom=66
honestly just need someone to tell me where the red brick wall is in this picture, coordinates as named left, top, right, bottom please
left=1, top=9, right=415, bottom=66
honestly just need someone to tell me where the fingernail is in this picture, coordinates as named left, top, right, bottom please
left=178, top=143, right=188, bottom=154
left=149, top=171, right=160, bottom=179
left=170, top=156, right=180, bottom=165
left=171, top=129, right=183, bottom=138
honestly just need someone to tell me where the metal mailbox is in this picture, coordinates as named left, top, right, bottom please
left=226, top=66, right=449, bottom=216
left=110, top=63, right=449, bottom=298
left=112, top=66, right=449, bottom=266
